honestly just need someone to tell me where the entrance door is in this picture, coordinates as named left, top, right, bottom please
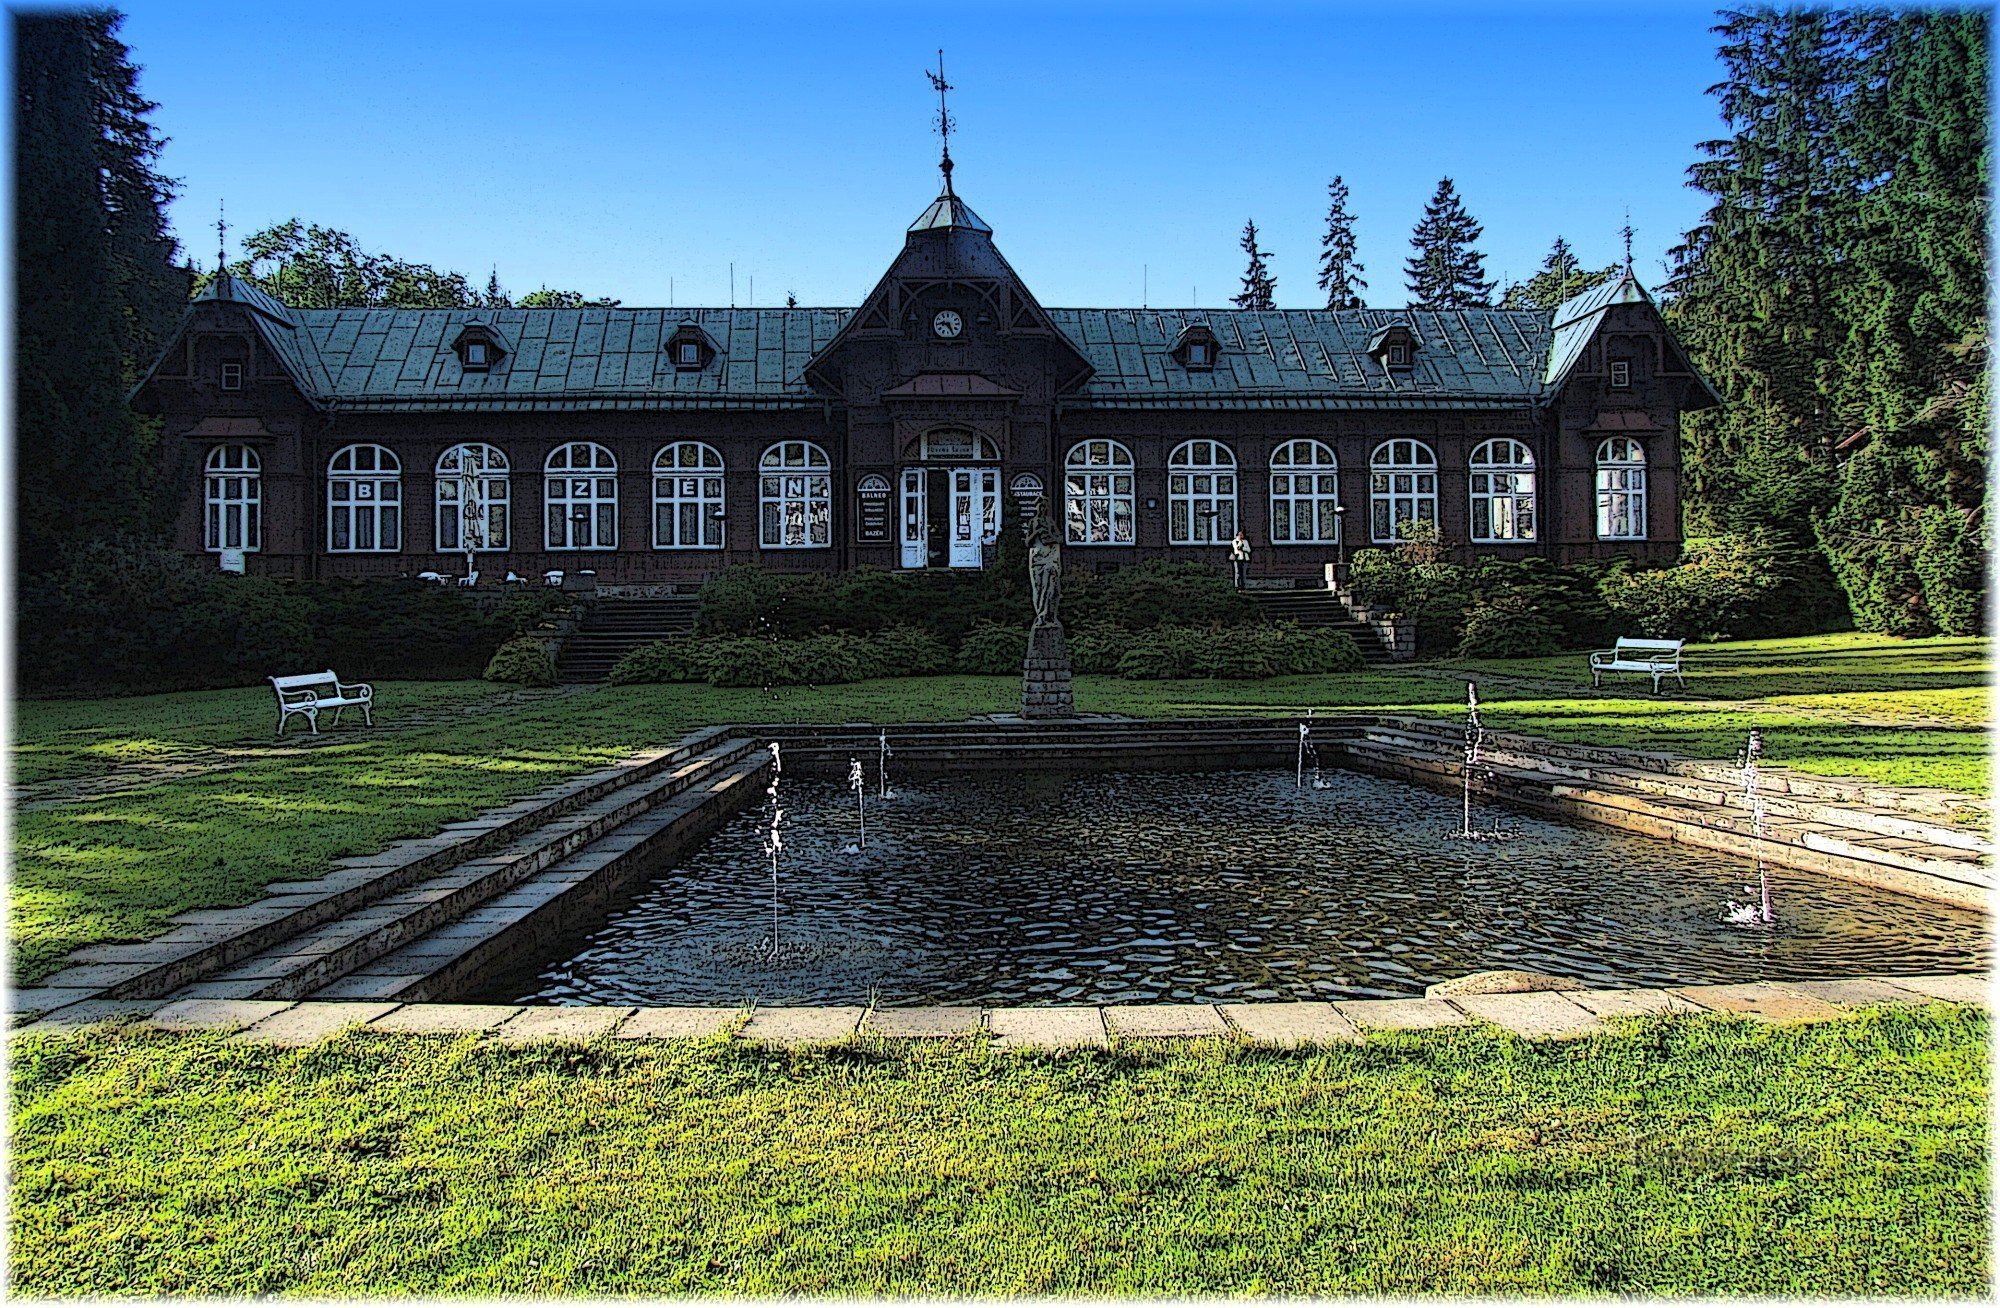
left=949, top=467, right=1000, bottom=568
left=900, top=468, right=927, bottom=569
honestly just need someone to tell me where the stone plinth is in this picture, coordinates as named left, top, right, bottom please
left=1021, top=622, right=1075, bottom=719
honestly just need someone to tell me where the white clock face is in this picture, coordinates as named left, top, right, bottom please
left=933, top=310, right=964, bottom=339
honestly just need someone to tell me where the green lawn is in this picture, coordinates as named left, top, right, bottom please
left=9, top=1008, right=1986, bottom=1296
left=9, top=636, right=1991, bottom=985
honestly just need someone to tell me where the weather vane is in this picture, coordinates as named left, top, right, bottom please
left=1621, top=210, right=1635, bottom=274
left=216, top=198, right=228, bottom=274
left=926, top=49, right=955, bottom=189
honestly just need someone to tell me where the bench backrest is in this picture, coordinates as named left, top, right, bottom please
left=271, top=671, right=340, bottom=697
left=1612, top=638, right=1684, bottom=657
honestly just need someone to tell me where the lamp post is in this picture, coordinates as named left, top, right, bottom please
left=1333, top=504, right=1349, bottom=584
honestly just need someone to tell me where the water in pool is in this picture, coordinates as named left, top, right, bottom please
left=471, top=768, right=1989, bottom=1006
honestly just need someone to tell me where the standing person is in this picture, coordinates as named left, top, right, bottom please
left=1230, top=527, right=1252, bottom=590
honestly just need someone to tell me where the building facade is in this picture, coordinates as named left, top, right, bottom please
left=134, top=180, right=1719, bottom=588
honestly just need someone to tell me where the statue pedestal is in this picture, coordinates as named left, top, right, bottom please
left=1021, top=622, right=1076, bottom=719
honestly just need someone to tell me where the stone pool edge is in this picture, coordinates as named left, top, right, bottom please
left=13, top=971, right=1988, bottom=1047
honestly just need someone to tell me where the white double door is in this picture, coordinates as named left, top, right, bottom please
left=901, top=466, right=999, bottom=569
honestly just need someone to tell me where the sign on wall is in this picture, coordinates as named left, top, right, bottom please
left=856, top=474, right=893, bottom=544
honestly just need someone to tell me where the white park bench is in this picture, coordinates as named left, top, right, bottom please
left=1589, top=637, right=1687, bottom=694
left=268, top=671, right=375, bottom=737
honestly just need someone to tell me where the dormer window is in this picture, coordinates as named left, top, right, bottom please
left=220, top=361, right=244, bottom=391
left=1609, top=359, right=1631, bottom=389
left=1171, top=323, right=1220, bottom=371
left=1369, top=323, right=1419, bottom=373
left=451, top=322, right=509, bottom=373
left=666, top=323, right=717, bottom=371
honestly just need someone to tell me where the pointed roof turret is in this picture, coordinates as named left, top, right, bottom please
left=911, top=50, right=991, bottom=233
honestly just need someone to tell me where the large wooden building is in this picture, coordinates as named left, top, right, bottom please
left=134, top=174, right=1719, bottom=589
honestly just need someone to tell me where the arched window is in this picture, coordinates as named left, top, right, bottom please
left=654, top=442, right=725, bottom=549
left=1167, top=440, right=1237, bottom=544
left=1269, top=439, right=1341, bottom=544
left=759, top=441, right=831, bottom=548
left=1064, top=439, right=1135, bottom=544
left=435, top=444, right=509, bottom=553
left=1596, top=438, right=1648, bottom=540
left=327, top=444, right=401, bottom=552
left=1369, top=439, right=1438, bottom=543
left=545, top=442, right=618, bottom=551
left=1468, top=439, right=1536, bottom=543
left=205, top=445, right=260, bottom=552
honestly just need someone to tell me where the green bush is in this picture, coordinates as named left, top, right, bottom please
left=606, top=638, right=710, bottom=685
left=17, top=536, right=573, bottom=697
left=955, top=622, right=1029, bottom=676
left=1112, top=624, right=1361, bottom=680
left=1061, top=560, right=1259, bottom=630
left=1600, top=531, right=1847, bottom=641
left=482, top=636, right=558, bottom=687
left=1456, top=594, right=1564, bottom=659
left=865, top=625, right=954, bottom=676
left=1065, top=621, right=1128, bottom=675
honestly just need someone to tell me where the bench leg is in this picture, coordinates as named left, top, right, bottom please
left=1591, top=671, right=1602, bottom=690
left=361, top=704, right=373, bottom=727
left=276, top=711, right=289, bottom=739
left=306, top=710, right=319, bottom=736
left=331, top=706, right=344, bottom=728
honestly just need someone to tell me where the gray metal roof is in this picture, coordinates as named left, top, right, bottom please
left=1052, top=308, right=1551, bottom=408
left=1544, top=271, right=1650, bottom=386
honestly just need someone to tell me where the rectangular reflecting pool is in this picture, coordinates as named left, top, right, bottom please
left=466, top=768, right=1990, bottom=1007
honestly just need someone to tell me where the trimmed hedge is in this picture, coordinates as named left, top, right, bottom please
left=482, top=636, right=560, bottom=687
left=610, top=622, right=1361, bottom=687
left=18, top=536, right=574, bottom=697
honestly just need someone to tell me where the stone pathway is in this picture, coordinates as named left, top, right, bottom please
left=14, top=684, right=594, bottom=813
left=12, top=972, right=1987, bottom=1046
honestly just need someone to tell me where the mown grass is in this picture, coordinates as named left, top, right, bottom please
left=9, top=1007, right=1987, bottom=1296
left=10, top=637, right=1992, bottom=984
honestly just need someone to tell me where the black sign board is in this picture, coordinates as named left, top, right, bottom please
left=856, top=475, right=893, bottom=544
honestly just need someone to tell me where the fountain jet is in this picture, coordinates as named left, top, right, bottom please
left=1724, top=729, right=1773, bottom=926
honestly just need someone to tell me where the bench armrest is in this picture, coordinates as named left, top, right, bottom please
left=336, top=680, right=374, bottom=701
left=276, top=688, right=320, bottom=708
left=1588, top=650, right=1616, bottom=665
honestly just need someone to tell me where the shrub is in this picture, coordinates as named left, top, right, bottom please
left=1600, top=531, right=1846, bottom=641
left=1456, top=594, right=1563, bottom=659
left=865, top=624, right=954, bottom=676
left=955, top=622, right=1029, bottom=676
left=606, top=639, right=710, bottom=685
left=1062, top=560, right=1259, bottom=630
left=482, top=636, right=558, bottom=687
left=1065, top=621, right=1127, bottom=675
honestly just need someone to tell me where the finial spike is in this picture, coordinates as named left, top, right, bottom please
left=926, top=49, right=956, bottom=195
left=1621, top=209, right=1635, bottom=275
left=216, top=198, right=228, bottom=276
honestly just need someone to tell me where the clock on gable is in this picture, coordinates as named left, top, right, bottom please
left=932, top=310, right=964, bottom=339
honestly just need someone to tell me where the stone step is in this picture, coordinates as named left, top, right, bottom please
left=33, top=726, right=746, bottom=1001
left=309, top=756, right=770, bottom=1003
left=170, top=739, right=765, bottom=1002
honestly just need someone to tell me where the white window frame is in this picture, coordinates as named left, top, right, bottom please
left=1369, top=439, right=1438, bottom=543
left=759, top=440, right=831, bottom=549
left=436, top=443, right=510, bottom=553
left=1167, top=440, right=1237, bottom=544
left=654, top=441, right=726, bottom=550
left=1468, top=438, right=1537, bottom=543
left=1268, top=438, right=1342, bottom=544
left=220, top=361, right=244, bottom=391
left=204, top=444, right=260, bottom=552
left=1609, top=359, right=1631, bottom=389
left=545, top=441, right=619, bottom=551
left=1596, top=437, right=1648, bottom=540
left=327, top=443, right=402, bottom=553
left=1063, top=439, right=1136, bottom=545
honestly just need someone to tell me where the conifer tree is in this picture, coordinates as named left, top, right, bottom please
left=1500, top=237, right=1619, bottom=311
left=1316, top=176, right=1366, bottom=309
left=1231, top=218, right=1276, bottom=310
left=1403, top=178, right=1495, bottom=308
left=482, top=267, right=511, bottom=308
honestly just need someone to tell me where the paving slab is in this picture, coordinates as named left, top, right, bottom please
left=739, top=1006, right=864, bottom=1046
left=8, top=988, right=97, bottom=1018
left=1333, top=998, right=1472, bottom=1032
left=1781, top=977, right=1935, bottom=1008
left=1104, top=1004, right=1233, bottom=1039
left=1870, top=973, right=1989, bottom=1005
left=1672, top=983, right=1846, bottom=1024
left=149, top=999, right=296, bottom=1032
left=987, top=1006, right=1109, bottom=1050
left=168, top=980, right=285, bottom=1000
left=15, top=998, right=165, bottom=1034
left=369, top=1003, right=523, bottom=1035
left=235, top=1002, right=402, bottom=1046
left=491, top=1006, right=636, bottom=1044
left=1568, top=987, right=1707, bottom=1020
left=1222, top=1001, right=1362, bottom=1047
left=1451, top=991, right=1608, bottom=1040
left=615, top=1007, right=741, bottom=1040
left=862, top=1007, right=985, bottom=1038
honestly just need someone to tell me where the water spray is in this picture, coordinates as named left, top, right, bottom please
left=848, top=757, right=867, bottom=852
left=761, top=741, right=785, bottom=955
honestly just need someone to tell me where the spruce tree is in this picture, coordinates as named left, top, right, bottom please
left=1231, top=218, right=1276, bottom=310
left=1403, top=177, right=1495, bottom=308
left=1500, top=237, right=1619, bottom=311
left=1316, top=176, right=1366, bottom=309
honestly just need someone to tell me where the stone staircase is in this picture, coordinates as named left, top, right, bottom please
left=557, top=596, right=700, bottom=683
left=1244, top=587, right=1394, bottom=664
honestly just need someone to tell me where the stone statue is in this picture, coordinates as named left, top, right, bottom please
left=1024, top=496, right=1062, bottom=628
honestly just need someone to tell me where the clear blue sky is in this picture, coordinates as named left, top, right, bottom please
left=120, top=0, right=1727, bottom=310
